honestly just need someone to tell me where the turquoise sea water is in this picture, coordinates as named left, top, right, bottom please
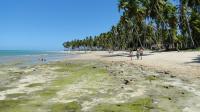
left=0, top=50, right=73, bottom=65
left=0, top=50, right=51, bottom=57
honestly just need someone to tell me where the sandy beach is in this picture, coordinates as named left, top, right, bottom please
left=0, top=51, right=200, bottom=112
left=73, top=51, right=200, bottom=78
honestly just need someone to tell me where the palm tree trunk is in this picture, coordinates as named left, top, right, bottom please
left=180, top=0, right=195, bottom=48
left=185, top=9, right=195, bottom=48
left=155, top=7, right=173, bottom=49
left=133, top=25, right=143, bottom=48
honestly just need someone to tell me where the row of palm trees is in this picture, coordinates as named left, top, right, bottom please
left=63, top=0, right=200, bottom=51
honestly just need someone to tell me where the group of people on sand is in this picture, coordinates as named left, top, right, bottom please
left=38, top=58, right=46, bottom=62
left=130, top=47, right=144, bottom=60
left=136, top=47, right=144, bottom=60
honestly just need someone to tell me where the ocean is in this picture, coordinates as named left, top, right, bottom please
left=0, top=50, right=51, bottom=57
left=0, top=50, right=73, bottom=65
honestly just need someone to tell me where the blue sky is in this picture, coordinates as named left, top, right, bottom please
left=0, top=0, right=120, bottom=50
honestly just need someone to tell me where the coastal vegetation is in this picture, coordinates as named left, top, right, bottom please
left=63, top=0, right=200, bottom=51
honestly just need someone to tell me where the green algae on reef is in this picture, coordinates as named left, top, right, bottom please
left=50, top=101, right=81, bottom=112
left=26, top=83, right=43, bottom=88
left=145, top=75, right=159, bottom=82
left=0, top=60, right=198, bottom=112
left=0, top=99, right=29, bottom=112
left=6, top=93, right=27, bottom=99
left=0, top=60, right=110, bottom=112
left=91, top=98, right=154, bottom=112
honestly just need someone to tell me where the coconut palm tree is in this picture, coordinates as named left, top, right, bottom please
left=63, top=0, right=200, bottom=51
left=179, top=0, right=197, bottom=48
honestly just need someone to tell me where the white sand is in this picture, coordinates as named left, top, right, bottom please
left=71, top=51, right=200, bottom=78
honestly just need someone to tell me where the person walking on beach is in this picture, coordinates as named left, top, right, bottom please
left=129, top=49, right=134, bottom=60
left=136, top=48, right=140, bottom=60
left=139, top=47, right=144, bottom=60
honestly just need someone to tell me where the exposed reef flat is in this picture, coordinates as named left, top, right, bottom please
left=0, top=51, right=200, bottom=112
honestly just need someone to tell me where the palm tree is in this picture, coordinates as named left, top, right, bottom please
left=179, top=0, right=196, bottom=48
left=63, top=0, right=200, bottom=51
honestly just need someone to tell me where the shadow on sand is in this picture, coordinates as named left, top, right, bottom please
left=185, top=55, right=200, bottom=64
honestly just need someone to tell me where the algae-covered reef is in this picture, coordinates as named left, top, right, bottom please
left=0, top=60, right=199, bottom=112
